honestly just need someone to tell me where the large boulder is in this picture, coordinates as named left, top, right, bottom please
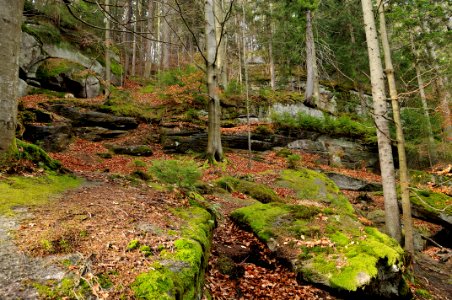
left=23, top=123, right=73, bottom=152
left=36, top=58, right=101, bottom=98
left=19, top=32, right=45, bottom=77
left=231, top=168, right=409, bottom=299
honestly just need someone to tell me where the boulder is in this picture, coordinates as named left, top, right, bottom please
left=110, top=145, right=153, bottom=156
left=48, top=104, right=138, bottom=130
left=19, top=32, right=45, bottom=77
left=75, top=127, right=128, bottom=141
left=18, top=79, right=29, bottom=97
left=406, top=189, right=451, bottom=229
left=271, top=102, right=325, bottom=119
left=231, top=168, right=409, bottom=299
left=36, top=58, right=101, bottom=98
left=23, top=123, right=73, bottom=152
left=324, top=172, right=382, bottom=191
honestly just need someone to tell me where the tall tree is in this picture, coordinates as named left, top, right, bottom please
left=377, top=0, right=413, bottom=253
left=361, top=0, right=402, bottom=243
left=205, top=0, right=223, bottom=161
left=304, top=8, right=320, bottom=107
left=0, top=0, right=24, bottom=161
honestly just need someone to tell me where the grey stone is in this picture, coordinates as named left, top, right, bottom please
left=324, top=172, right=382, bottom=191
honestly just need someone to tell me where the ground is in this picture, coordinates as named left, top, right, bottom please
left=1, top=91, right=451, bottom=299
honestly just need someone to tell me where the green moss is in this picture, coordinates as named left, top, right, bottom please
left=279, top=169, right=355, bottom=214
left=410, top=189, right=451, bottom=215
left=36, top=58, right=84, bottom=79
left=16, top=140, right=63, bottom=171
left=127, top=239, right=140, bottom=250
left=415, top=289, right=432, bottom=299
left=34, top=277, right=91, bottom=299
left=102, top=89, right=164, bottom=122
left=231, top=198, right=405, bottom=293
left=0, top=173, right=82, bottom=215
left=217, top=176, right=281, bottom=203
left=231, top=202, right=291, bottom=242
left=132, top=206, right=214, bottom=299
left=22, top=22, right=62, bottom=44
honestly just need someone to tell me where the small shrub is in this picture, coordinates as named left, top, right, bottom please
left=287, top=154, right=301, bottom=169
left=149, top=159, right=201, bottom=190
left=254, top=125, right=273, bottom=135
left=276, top=148, right=293, bottom=157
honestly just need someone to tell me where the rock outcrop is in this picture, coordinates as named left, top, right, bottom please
left=230, top=168, right=409, bottom=299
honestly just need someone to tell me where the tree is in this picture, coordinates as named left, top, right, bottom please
left=361, top=0, right=402, bottom=243
left=205, top=0, right=223, bottom=162
left=377, top=0, right=413, bottom=253
left=0, top=0, right=24, bottom=161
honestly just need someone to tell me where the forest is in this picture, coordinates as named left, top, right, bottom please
left=0, top=0, right=450, bottom=299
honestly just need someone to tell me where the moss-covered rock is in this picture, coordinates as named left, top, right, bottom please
left=278, top=168, right=355, bottom=214
left=231, top=202, right=408, bottom=298
left=216, top=176, right=281, bottom=203
left=230, top=168, right=409, bottom=298
left=408, top=189, right=451, bottom=229
left=132, top=206, right=215, bottom=299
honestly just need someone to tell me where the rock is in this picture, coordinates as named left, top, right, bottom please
left=23, top=123, right=73, bottom=152
left=288, top=136, right=379, bottom=169
left=406, top=189, right=452, bottom=229
left=324, top=172, right=382, bottom=191
left=42, top=44, right=104, bottom=75
left=36, top=58, right=101, bottom=98
left=49, top=104, right=138, bottom=130
left=110, top=145, right=153, bottom=157
left=271, top=102, right=325, bottom=119
left=230, top=168, right=409, bottom=299
left=19, top=32, right=45, bottom=77
left=18, top=79, right=29, bottom=97
left=75, top=127, right=128, bottom=141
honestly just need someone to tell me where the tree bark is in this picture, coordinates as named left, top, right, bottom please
left=215, top=0, right=228, bottom=89
left=104, top=0, right=111, bottom=97
left=161, top=0, right=170, bottom=69
left=0, top=0, right=23, bottom=160
left=305, top=10, right=320, bottom=108
left=269, top=2, right=276, bottom=91
left=361, top=0, right=402, bottom=243
left=144, top=0, right=155, bottom=78
left=206, top=0, right=223, bottom=162
left=378, top=0, right=413, bottom=254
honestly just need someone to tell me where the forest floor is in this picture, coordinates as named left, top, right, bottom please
left=0, top=94, right=451, bottom=299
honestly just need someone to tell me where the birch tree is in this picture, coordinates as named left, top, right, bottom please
left=361, top=0, right=402, bottom=243
left=0, top=0, right=24, bottom=161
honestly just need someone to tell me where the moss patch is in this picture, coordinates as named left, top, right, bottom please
left=36, top=58, right=84, bottom=79
left=0, top=173, right=82, bottom=215
left=409, top=189, right=451, bottom=215
left=132, top=206, right=214, bottom=299
left=279, top=169, right=355, bottom=214
left=217, top=176, right=281, bottom=203
left=230, top=201, right=406, bottom=293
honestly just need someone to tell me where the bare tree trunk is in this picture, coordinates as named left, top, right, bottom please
left=104, top=0, right=111, bottom=97
left=0, top=0, right=23, bottom=160
left=269, top=2, right=276, bottom=90
left=378, top=0, right=413, bottom=253
left=305, top=10, right=320, bottom=108
left=215, top=0, right=228, bottom=89
left=242, top=0, right=251, bottom=167
left=123, top=0, right=133, bottom=77
left=361, top=0, right=402, bottom=243
left=206, top=0, right=223, bottom=162
left=144, top=0, right=155, bottom=78
left=161, top=0, right=170, bottom=69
